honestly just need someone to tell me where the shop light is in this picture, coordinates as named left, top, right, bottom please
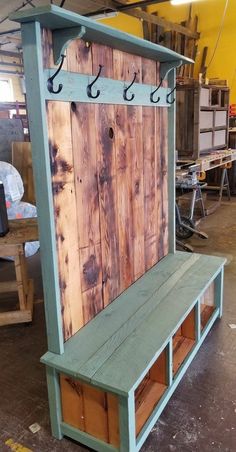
left=171, top=0, right=198, bottom=5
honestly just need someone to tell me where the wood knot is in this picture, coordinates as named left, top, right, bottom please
left=83, top=254, right=100, bottom=287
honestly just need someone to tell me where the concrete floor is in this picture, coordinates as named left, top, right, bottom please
left=0, top=198, right=236, bottom=451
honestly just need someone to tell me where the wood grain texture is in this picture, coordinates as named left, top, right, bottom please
left=142, top=58, right=158, bottom=270
left=60, top=374, right=120, bottom=447
left=47, top=101, right=83, bottom=340
left=60, top=374, right=85, bottom=431
left=95, top=103, right=120, bottom=305
left=181, top=308, right=196, bottom=340
left=43, top=36, right=169, bottom=339
left=160, top=104, right=169, bottom=256
left=107, top=392, right=120, bottom=447
left=68, top=41, right=103, bottom=324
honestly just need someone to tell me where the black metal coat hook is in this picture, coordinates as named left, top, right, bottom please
left=150, top=78, right=163, bottom=103
left=47, top=54, right=65, bottom=94
left=123, top=72, right=137, bottom=101
left=87, top=64, right=103, bottom=99
left=166, top=86, right=176, bottom=105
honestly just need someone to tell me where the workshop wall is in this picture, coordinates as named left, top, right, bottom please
left=103, top=0, right=236, bottom=102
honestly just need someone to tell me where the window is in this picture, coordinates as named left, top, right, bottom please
left=0, top=78, right=13, bottom=102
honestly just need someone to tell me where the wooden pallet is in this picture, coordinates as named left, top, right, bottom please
left=197, top=150, right=236, bottom=172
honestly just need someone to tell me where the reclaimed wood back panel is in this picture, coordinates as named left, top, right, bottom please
left=42, top=31, right=169, bottom=341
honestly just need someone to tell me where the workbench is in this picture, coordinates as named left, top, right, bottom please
left=0, top=218, right=38, bottom=326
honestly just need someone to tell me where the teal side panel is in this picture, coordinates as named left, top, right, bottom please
left=21, top=21, right=64, bottom=354
left=46, top=367, right=63, bottom=439
left=167, top=68, right=176, bottom=254
left=215, top=267, right=224, bottom=318
left=119, top=394, right=136, bottom=452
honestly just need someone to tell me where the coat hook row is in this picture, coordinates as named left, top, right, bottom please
left=47, top=62, right=176, bottom=104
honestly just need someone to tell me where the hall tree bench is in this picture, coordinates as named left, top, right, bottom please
left=12, top=5, right=225, bottom=452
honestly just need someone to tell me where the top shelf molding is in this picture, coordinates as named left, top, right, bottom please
left=11, top=4, right=193, bottom=66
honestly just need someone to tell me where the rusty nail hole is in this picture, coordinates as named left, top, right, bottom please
left=109, top=127, right=114, bottom=139
left=71, top=102, right=76, bottom=112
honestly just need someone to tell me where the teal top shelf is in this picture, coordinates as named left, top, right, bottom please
left=11, top=4, right=193, bottom=65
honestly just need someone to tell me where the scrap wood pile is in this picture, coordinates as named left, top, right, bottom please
left=141, top=6, right=199, bottom=80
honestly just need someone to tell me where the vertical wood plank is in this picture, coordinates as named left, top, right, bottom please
left=68, top=41, right=103, bottom=324
left=67, top=38, right=92, bottom=74
left=92, top=44, right=120, bottom=306
left=107, top=393, right=120, bottom=447
left=113, top=50, right=142, bottom=291
left=60, top=375, right=85, bottom=431
left=14, top=245, right=27, bottom=310
left=95, top=103, right=120, bottom=305
left=47, top=101, right=84, bottom=340
left=182, top=308, right=196, bottom=340
left=142, top=58, right=158, bottom=270
left=160, top=104, right=169, bottom=255
left=128, top=105, right=145, bottom=281
left=149, top=348, right=167, bottom=385
left=83, top=383, right=109, bottom=442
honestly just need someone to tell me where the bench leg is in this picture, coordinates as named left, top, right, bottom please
left=14, top=245, right=28, bottom=310
left=119, top=393, right=136, bottom=452
left=215, top=268, right=224, bottom=318
left=46, top=366, right=63, bottom=439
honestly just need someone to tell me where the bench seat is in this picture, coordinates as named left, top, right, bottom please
left=41, top=251, right=225, bottom=451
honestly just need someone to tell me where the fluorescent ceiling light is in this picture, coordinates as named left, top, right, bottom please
left=91, top=11, right=118, bottom=20
left=171, top=0, right=198, bottom=5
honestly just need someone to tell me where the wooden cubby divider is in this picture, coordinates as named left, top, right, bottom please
left=200, top=281, right=216, bottom=331
left=135, top=346, right=168, bottom=436
left=172, top=306, right=196, bottom=376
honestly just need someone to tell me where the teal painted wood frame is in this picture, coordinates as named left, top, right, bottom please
left=21, top=21, right=64, bottom=354
left=11, top=4, right=193, bottom=66
left=15, top=7, right=187, bottom=355
left=215, top=267, right=224, bottom=318
left=167, top=67, right=176, bottom=253
left=44, top=69, right=173, bottom=107
left=46, top=366, right=63, bottom=439
left=43, top=265, right=224, bottom=451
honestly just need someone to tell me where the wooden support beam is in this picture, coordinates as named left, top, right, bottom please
left=124, top=8, right=200, bottom=39
left=89, top=0, right=200, bottom=39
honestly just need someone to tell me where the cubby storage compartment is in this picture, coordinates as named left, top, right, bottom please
left=215, top=110, right=227, bottom=127
left=211, top=89, right=220, bottom=106
left=200, top=282, right=216, bottom=331
left=200, top=111, right=214, bottom=129
left=221, top=90, right=229, bottom=107
left=172, top=307, right=196, bottom=376
left=199, top=131, right=212, bottom=151
left=60, top=375, right=120, bottom=447
left=135, top=347, right=168, bottom=436
left=200, top=87, right=210, bottom=107
left=214, top=129, right=227, bottom=147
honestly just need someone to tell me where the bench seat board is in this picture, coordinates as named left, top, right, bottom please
left=41, top=252, right=225, bottom=394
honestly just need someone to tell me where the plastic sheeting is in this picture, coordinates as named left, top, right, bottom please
left=0, top=161, right=39, bottom=257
